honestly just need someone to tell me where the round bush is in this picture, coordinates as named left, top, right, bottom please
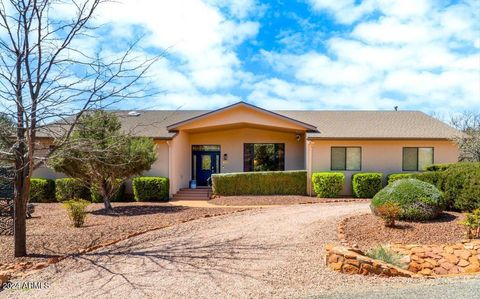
left=443, top=163, right=480, bottom=211
left=371, top=179, right=444, bottom=221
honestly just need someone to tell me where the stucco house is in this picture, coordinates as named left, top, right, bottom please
left=35, top=101, right=462, bottom=197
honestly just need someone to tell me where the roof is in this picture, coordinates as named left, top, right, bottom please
left=39, top=104, right=464, bottom=140
left=167, top=101, right=318, bottom=132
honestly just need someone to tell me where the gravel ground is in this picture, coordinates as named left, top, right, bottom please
left=210, top=195, right=367, bottom=206
left=0, top=203, right=245, bottom=266
left=320, top=276, right=480, bottom=299
left=345, top=212, right=466, bottom=250
left=3, top=202, right=423, bottom=298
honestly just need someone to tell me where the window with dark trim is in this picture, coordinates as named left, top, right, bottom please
left=331, top=147, right=361, bottom=171
left=403, top=147, right=434, bottom=171
left=244, top=143, right=285, bottom=172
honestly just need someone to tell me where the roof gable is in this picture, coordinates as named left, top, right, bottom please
left=166, top=102, right=318, bottom=133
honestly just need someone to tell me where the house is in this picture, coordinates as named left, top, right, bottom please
left=34, top=101, right=461, bottom=197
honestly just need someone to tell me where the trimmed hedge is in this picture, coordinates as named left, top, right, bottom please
left=387, top=173, right=413, bottom=185
left=352, top=173, right=383, bottom=198
left=30, top=178, right=56, bottom=203
left=212, top=171, right=307, bottom=196
left=55, top=178, right=90, bottom=202
left=425, top=163, right=454, bottom=171
left=413, top=171, right=445, bottom=191
left=372, top=179, right=444, bottom=221
left=90, top=181, right=126, bottom=203
left=311, top=172, right=344, bottom=198
left=443, top=163, right=480, bottom=211
left=132, top=177, right=169, bottom=201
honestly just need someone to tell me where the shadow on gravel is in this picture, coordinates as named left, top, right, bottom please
left=62, top=230, right=287, bottom=297
left=90, top=205, right=189, bottom=217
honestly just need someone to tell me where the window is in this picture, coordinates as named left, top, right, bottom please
left=244, top=143, right=285, bottom=172
left=403, top=147, right=434, bottom=171
left=331, top=147, right=361, bottom=171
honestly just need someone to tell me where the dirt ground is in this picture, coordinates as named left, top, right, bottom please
left=344, top=212, right=467, bottom=251
left=0, top=202, right=246, bottom=266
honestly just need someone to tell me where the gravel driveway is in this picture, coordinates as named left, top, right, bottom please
left=4, top=202, right=471, bottom=298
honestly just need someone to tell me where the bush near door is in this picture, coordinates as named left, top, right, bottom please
left=311, top=172, right=344, bottom=198
left=30, top=178, right=55, bottom=203
left=132, top=177, right=169, bottom=202
left=352, top=172, right=383, bottom=198
left=55, top=178, right=90, bottom=202
left=211, top=171, right=307, bottom=196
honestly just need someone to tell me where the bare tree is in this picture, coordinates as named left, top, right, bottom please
left=0, top=0, right=159, bottom=257
left=450, top=111, right=480, bottom=162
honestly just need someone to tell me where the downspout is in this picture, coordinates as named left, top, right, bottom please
left=307, top=139, right=314, bottom=196
left=166, top=140, right=173, bottom=198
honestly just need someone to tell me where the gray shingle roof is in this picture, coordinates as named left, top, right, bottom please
left=40, top=109, right=463, bottom=140
left=112, top=109, right=462, bottom=139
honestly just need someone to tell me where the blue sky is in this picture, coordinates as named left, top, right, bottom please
left=67, top=0, right=480, bottom=114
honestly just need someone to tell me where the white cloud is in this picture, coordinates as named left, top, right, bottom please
left=352, top=17, right=435, bottom=44
left=252, top=0, right=479, bottom=112
left=95, top=0, right=259, bottom=91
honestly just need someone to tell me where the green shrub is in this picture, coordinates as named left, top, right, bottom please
left=387, top=173, right=413, bottom=185
left=443, top=163, right=480, bottom=211
left=425, top=163, right=454, bottom=171
left=132, top=177, right=169, bottom=201
left=371, top=179, right=444, bottom=221
left=376, top=202, right=401, bottom=227
left=212, top=171, right=307, bottom=196
left=30, top=178, right=55, bottom=203
left=460, top=209, right=480, bottom=239
left=311, top=172, right=344, bottom=198
left=412, top=171, right=445, bottom=191
left=352, top=173, right=383, bottom=198
left=90, top=181, right=126, bottom=203
left=55, top=178, right=90, bottom=202
left=366, top=245, right=407, bottom=269
left=63, top=199, right=90, bottom=227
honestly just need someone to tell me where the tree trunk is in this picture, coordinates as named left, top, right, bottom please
left=100, top=180, right=113, bottom=212
left=14, top=171, right=28, bottom=257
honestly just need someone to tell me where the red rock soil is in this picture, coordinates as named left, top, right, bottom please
left=344, top=212, right=467, bottom=251
left=0, top=202, right=247, bottom=268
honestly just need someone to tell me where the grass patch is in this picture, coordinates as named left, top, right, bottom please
left=366, top=245, right=408, bottom=269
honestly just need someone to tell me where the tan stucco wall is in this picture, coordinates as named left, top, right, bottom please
left=308, top=139, right=459, bottom=196
left=169, top=131, right=191, bottom=195
left=33, top=140, right=171, bottom=195
left=144, top=140, right=169, bottom=177
left=189, top=127, right=305, bottom=173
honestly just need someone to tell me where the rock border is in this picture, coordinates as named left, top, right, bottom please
left=336, top=214, right=480, bottom=278
left=0, top=208, right=250, bottom=287
left=325, top=244, right=418, bottom=277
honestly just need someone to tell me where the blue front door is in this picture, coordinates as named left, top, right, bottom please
left=192, top=147, right=221, bottom=186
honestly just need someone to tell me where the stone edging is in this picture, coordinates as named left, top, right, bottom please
left=325, top=244, right=418, bottom=277
left=336, top=214, right=480, bottom=278
left=0, top=208, right=250, bottom=287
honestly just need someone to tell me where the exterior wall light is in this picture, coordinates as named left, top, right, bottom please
left=223, top=153, right=228, bottom=161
